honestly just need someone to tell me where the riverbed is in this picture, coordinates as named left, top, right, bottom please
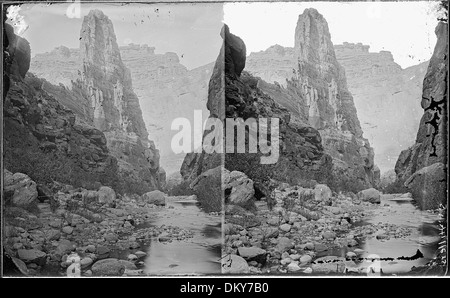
left=354, top=194, right=441, bottom=274
left=142, top=197, right=222, bottom=275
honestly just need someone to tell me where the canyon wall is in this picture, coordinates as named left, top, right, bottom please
left=3, top=22, right=121, bottom=192
left=246, top=8, right=378, bottom=192
left=25, top=10, right=166, bottom=193
left=30, top=39, right=214, bottom=177
left=394, top=22, right=448, bottom=210
left=334, top=42, right=428, bottom=173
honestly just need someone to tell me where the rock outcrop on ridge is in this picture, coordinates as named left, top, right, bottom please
left=394, top=22, right=448, bottom=210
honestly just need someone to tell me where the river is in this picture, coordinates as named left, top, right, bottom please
left=142, top=196, right=222, bottom=275
left=355, top=194, right=441, bottom=274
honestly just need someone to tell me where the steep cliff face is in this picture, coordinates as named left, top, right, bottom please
left=30, top=44, right=213, bottom=176
left=118, top=44, right=213, bottom=175
left=335, top=42, right=428, bottom=173
left=28, top=10, right=164, bottom=193
left=3, top=23, right=121, bottom=192
left=246, top=9, right=377, bottom=192
left=77, top=10, right=163, bottom=193
left=181, top=25, right=334, bottom=200
left=394, top=22, right=447, bottom=210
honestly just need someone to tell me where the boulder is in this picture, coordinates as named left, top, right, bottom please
left=17, top=249, right=46, bottom=265
left=404, top=162, right=446, bottom=210
left=96, top=246, right=110, bottom=259
left=287, top=262, right=301, bottom=272
left=142, top=190, right=166, bottom=206
left=222, top=254, right=249, bottom=274
left=237, top=246, right=266, bottom=263
left=4, top=171, right=38, bottom=208
left=11, top=257, right=29, bottom=275
left=62, top=226, right=74, bottom=235
left=322, top=231, right=336, bottom=240
left=189, top=166, right=222, bottom=212
left=134, top=251, right=147, bottom=258
left=80, top=257, right=93, bottom=269
left=314, top=184, right=332, bottom=202
left=279, top=224, right=292, bottom=232
left=97, top=186, right=116, bottom=206
left=45, top=229, right=61, bottom=241
left=276, top=237, right=294, bottom=252
left=55, top=240, right=75, bottom=258
left=82, top=190, right=99, bottom=205
left=300, top=255, right=312, bottom=264
left=357, top=188, right=381, bottom=204
left=104, top=233, right=119, bottom=242
left=226, top=171, right=255, bottom=206
left=91, top=258, right=126, bottom=276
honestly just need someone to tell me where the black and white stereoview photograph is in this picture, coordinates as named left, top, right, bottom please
left=1, top=0, right=448, bottom=279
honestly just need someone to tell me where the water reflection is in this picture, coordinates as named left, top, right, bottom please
left=355, top=195, right=440, bottom=274
left=143, top=197, right=222, bottom=275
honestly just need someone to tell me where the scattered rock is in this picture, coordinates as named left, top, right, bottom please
left=357, top=188, right=381, bottom=204
left=85, top=245, right=96, bottom=253
left=264, top=227, right=279, bottom=238
left=279, top=223, right=291, bottom=232
left=237, top=246, right=266, bottom=262
left=404, top=163, right=446, bottom=210
left=96, top=246, right=110, bottom=259
left=91, top=258, right=126, bottom=276
left=97, top=186, right=116, bottom=206
left=135, top=251, right=147, bottom=258
left=11, top=257, right=29, bottom=275
left=276, top=237, right=294, bottom=252
left=300, top=255, right=312, bottom=264
left=346, top=252, right=357, bottom=259
left=104, top=233, right=119, bottom=242
left=84, top=270, right=92, bottom=276
left=62, top=226, right=74, bottom=235
left=226, top=171, right=255, bottom=206
left=287, top=262, right=301, bottom=272
left=142, top=190, right=166, bottom=206
left=322, top=231, right=336, bottom=240
left=304, top=242, right=315, bottom=250
left=4, top=172, right=38, bottom=208
left=17, top=249, right=46, bottom=265
left=222, top=254, right=249, bottom=274
left=80, top=257, right=93, bottom=269
left=45, top=229, right=61, bottom=241
left=314, top=184, right=332, bottom=202
left=314, top=243, right=328, bottom=252
left=55, top=240, right=75, bottom=258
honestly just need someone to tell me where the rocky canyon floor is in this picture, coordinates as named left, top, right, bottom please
left=3, top=182, right=221, bottom=277
left=223, top=185, right=442, bottom=276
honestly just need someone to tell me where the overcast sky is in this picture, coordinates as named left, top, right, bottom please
left=17, top=2, right=223, bottom=70
left=13, top=1, right=441, bottom=70
left=224, top=1, right=441, bottom=69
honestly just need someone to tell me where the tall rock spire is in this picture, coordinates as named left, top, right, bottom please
left=245, top=8, right=379, bottom=191
left=78, top=10, right=164, bottom=193
left=79, top=10, right=148, bottom=140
